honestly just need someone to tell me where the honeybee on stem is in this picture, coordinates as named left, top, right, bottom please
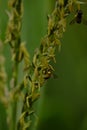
left=69, top=9, right=87, bottom=25
left=42, top=66, right=57, bottom=80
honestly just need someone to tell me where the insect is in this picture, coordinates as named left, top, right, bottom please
left=69, top=9, right=87, bottom=25
left=42, top=66, right=57, bottom=80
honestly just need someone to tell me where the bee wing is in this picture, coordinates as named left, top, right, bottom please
left=82, top=18, right=87, bottom=25
left=69, top=17, right=76, bottom=25
left=52, top=73, right=58, bottom=79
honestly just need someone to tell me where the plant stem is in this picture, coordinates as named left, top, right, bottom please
left=5, top=0, right=23, bottom=129
left=10, top=61, right=18, bottom=130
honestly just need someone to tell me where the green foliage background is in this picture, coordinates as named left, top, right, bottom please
left=0, top=0, right=87, bottom=130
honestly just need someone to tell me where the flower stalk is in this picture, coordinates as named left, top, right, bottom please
left=5, top=0, right=24, bottom=129
left=17, top=0, right=83, bottom=129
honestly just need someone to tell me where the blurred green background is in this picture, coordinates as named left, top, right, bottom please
left=0, top=0, right=87, bottom=130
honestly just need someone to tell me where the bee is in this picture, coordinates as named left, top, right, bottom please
left=69, top=9, right=87, bottom=25
left=42, top=66, right=57, bottom=80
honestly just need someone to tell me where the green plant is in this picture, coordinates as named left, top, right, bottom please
left=0, top=0, right=86, bottom=130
